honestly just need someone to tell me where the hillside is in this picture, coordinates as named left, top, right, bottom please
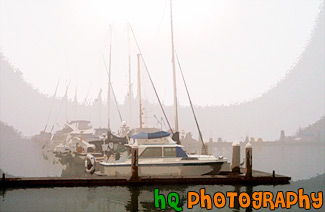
left=0, top=121, right=56, bottom=177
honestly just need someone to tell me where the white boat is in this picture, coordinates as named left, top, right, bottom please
left=97, top=131, right=230, bottom=177
left=89, top=0, right=231, bottom=177
left=51, top=120, right=100, bottom=153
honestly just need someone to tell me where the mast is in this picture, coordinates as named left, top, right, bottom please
left=111, top=84, right=123, bottom=122
left=64, top=80, right=70, bottom=122
left=51, top=80, right=71, bottom=133
left=127, top=23, right=133, bottom=129
left=170, top=0, right=180, bottom=143
left=130, top=26, right=174, bottom=134
left=107, top=25, right=112, bottom=131
left=74, top=85, right=77, bottom=120
left=43, top=77, right=60, bottom=132
left=97, top=89, right=102, bottom=128
left=102, top=56, right=123, bottom=124
left=137, top=54, right=143, bottom=130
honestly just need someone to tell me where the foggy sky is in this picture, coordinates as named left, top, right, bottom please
left=0, top=0, right=322, bottom=106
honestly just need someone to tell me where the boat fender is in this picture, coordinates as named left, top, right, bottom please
left=76, top=143, right=82, bottom=153
left=85, top=154, right=96, bottom=174
left=108, top=142, right=114, bottom=150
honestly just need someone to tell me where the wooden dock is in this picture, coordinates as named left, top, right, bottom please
left=0, top=169, right=290, bottom=188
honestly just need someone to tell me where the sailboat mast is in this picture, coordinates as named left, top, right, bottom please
left=137, top=54, right=143, bottom=130
left=73, top=85, right=78, bottom=121
left=107, top=25, right=112, bottom=131
left=97, top=89, right=102, bottom=128
left=128, top=23, right=132, bottom=129
left=43, top=77, right=60, bottom=132
left=170, top=0, right=180, bottom=141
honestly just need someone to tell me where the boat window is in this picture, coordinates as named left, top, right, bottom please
left=176, top=147, right=188, bottom=158
left=140, top=147, right=162, bottom=158
left=163, top=147, right=176, bottom=157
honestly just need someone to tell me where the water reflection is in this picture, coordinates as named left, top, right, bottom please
left=0, top=175, right=324, bottom=212
left=233, top=185, right=241, bottom=211
left=245, top=186, right=253, bottom=212
left=126, top=186, right=140, bottom=212
left=125, top=185, right=188, bottom=212
left=122, top=184, right=256, bottom=211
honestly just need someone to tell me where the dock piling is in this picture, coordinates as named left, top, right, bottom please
left=130, top=147, right=139, bottom=181
left=232, top=141, right=241, bottom=173
left=245, top=142, right=252, bottom=178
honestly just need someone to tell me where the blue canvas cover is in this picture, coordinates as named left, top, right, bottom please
left=130, top=131, right=170, bottom=139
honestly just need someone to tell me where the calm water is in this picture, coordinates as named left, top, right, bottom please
left=211, top=142, right=325, bottom=180
left=1, top=138, right=324, bottom=211
left=1, top=175, right=324, bottom=212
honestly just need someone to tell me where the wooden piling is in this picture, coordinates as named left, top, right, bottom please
left=245, top=142, right=252, bottom=178
left=130, top=147, right=139, bottom=181
left=232, top=141, right=240, bottom=173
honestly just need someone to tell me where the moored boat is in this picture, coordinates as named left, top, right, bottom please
left=96, top=131, right=230, bottom=177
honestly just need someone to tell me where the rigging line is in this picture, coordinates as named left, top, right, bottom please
left=155, top=0, right=169, bottom=38
left=102, top=54, right=109, bottom=76
left=103, top=27, right=110, bottom=46
left=51, top=79, right=71, bottom=133
left=44, top=77, right=60, bottom=132
left=111, top=83, right=123, bottom=123
left=84, top=83, right=92, bottom=105
left=130, top=26, right=174, bottom=134
left=102, top=55, right=123, bottom=123
left=175, top=52, right=205, bottom=145
left=161, top=117, right=168, bottom=129
left=154, top=115, right=163, bottom=129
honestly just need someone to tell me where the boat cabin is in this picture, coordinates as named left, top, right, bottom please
left=129, top=131, right=188, bottom=158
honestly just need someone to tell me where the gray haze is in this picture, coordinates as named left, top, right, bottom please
left=0, top=6, right=324, bottom=141
left=0, top=3, right=324, bottom=212
left=0, top=0, right=322, bottom=106
left=0, top=8, right=324, bottom=181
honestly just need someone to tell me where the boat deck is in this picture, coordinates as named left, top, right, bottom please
left=0, top=168, right=290, bottom=188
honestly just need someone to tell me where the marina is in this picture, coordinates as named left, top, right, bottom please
left=0, top=0, right=324, bottom=211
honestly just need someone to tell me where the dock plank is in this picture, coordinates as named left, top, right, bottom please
left=0, top=169, right=291, bottom=188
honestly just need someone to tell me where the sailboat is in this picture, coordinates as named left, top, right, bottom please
left=87, top=0, right=230, bottom=177
left=94, top=28, right=230, bottom=177
left=54, top=26, right=131, bottom=164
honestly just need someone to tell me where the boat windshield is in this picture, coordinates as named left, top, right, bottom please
left=139, top=146, right=188, bottom=158
left=140, top=147, right=162, bottom=158
left=164, top=147, right=176, bottom=157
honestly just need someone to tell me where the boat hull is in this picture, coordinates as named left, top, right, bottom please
left=100, top=160, right=230, bottom=177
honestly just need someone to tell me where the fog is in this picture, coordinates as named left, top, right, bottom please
left=1, top=6, right=324, bottom=140
left=0, top=0, right=322, bottom=106
left=0, top=0, right=324, bottom=180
